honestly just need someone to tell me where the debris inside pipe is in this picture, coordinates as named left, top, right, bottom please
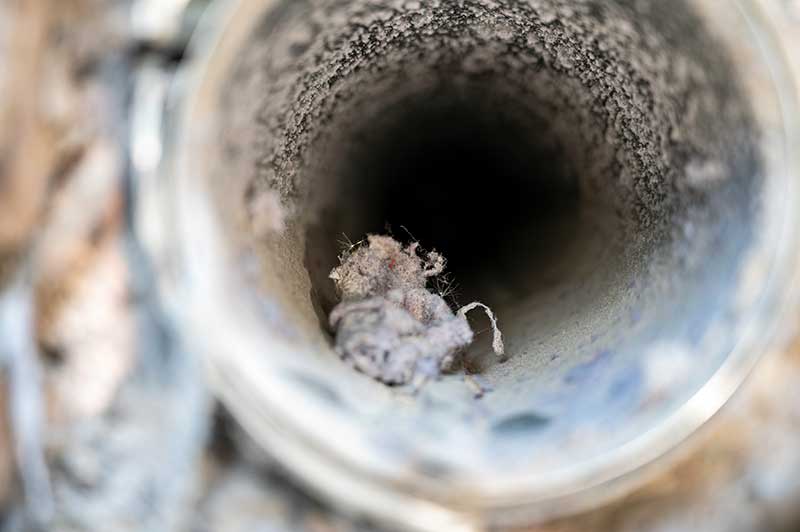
left=329, top=234, right=504, bottom=390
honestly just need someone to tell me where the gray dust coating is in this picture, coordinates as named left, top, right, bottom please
left=214, top=0, right=763, bottom=475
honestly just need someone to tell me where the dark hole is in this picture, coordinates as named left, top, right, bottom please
left=306, top=85, right=583, bottom=317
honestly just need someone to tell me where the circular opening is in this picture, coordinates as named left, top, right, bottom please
left=302, top=80, right=626, bottom=381
left=306, top=85, right=584, bottom=314
left=224, top=0, right=759, bottom=391
left=195, top=0, right=787, bottom=509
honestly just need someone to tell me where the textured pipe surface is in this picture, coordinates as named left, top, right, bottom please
left=219, top=0, right=759, bottom=458
left=164, top=0, right=797, bottom=527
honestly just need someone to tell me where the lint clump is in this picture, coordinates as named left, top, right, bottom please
left=328, top=235, right=504, bottom=388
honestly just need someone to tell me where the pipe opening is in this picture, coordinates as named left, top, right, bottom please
left=326, top=90, right=582, bottom=304
left=303, top=80, right=625, bottom=375
left=213, top=0, right=766, bottom=475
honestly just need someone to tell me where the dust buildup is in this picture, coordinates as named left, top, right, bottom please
left=223, top=0, right=757, bottom=251
left=329, top=235, right=503, bottom=386
left=220, top=0, right=761, bottom=375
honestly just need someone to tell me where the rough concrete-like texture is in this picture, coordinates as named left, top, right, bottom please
left=217, top=0, right=776, bottom=499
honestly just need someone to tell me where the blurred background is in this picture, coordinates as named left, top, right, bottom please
left=1, top=1, right=800, bottom=531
